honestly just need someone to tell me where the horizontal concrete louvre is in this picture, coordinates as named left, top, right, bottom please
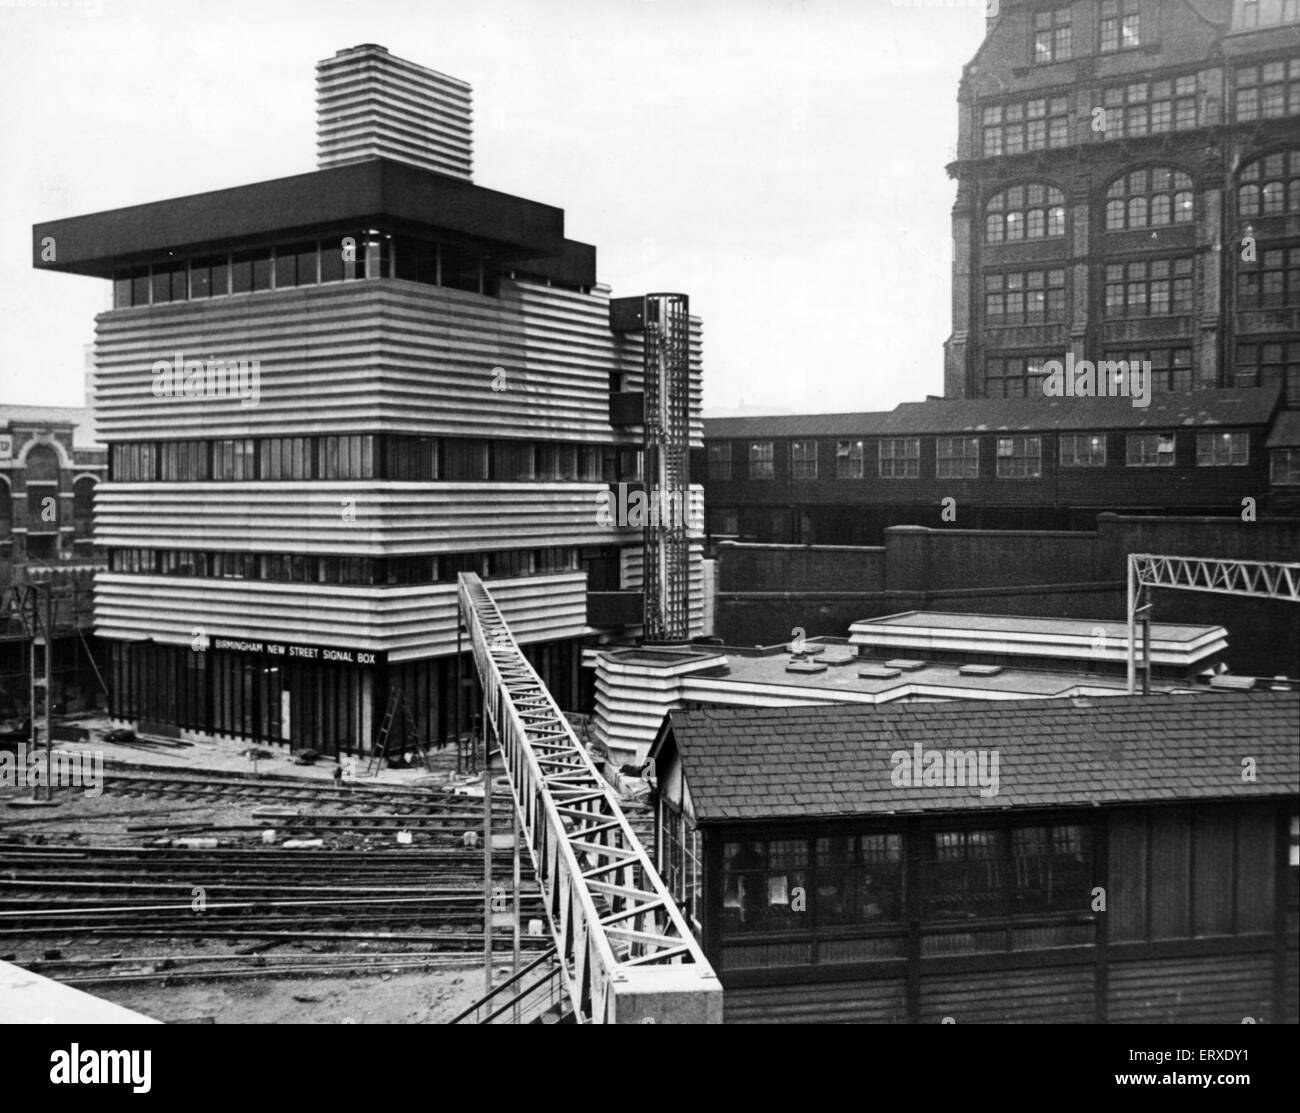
left=94, top=572, right=589, bottom=659
left=93, top=483, right=636, bottom=554
left=316, top=48, right=472, bottom=179
left=92, top=280, right=681, bottom=441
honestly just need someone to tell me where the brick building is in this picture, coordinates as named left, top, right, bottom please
left=945, top=0, right=1300, bottom=404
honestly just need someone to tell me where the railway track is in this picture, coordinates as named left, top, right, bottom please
left=0, top=762, right=650, bottom=998
left=0, top=843, right=544, bottom=943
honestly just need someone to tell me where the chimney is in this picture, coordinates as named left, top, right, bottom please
left=316, top=44, right=473, bottom=180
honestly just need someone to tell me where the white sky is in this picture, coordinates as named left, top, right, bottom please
left=0, top=0, right=988, bottom=415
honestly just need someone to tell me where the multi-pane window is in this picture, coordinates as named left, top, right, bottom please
left=1105, top=168, right=1194, bottom=230
left=723, top=840, right=809, bottom=935
left=926, top=825, right=1092, bottom=920
left=159, top=441, right=210, bottom=481
left=1235, top=340, right=1300, bottom=405
left=1272, top=448, right=1300, bottom=485
left=212, top=439, right=256, bottom=480
left=1239, top=246, right=1300, bottom=308
left=985, top=184, right=1066, bottom=243
left=985, top=354, right=1053, bottom=398
left=111, top=443, right=157, bottom=482
left=749, top=441, right=774, bottom=480
left=1111, top=347, right=1194, bottom=393
left=662, top=801, right=702, bottom=929
left=1100, top=78, right=1197, bottom=138
left=110, top=230, right=512, bottom=309
left=836, top=439, right=865, bottom=478
left=1237, top=150, right=1300, bottom=216
left=879, top=438, right=920, bottom=478
left=1104, top=258, right=1194, bottom=317
left=984, top=269, right=1066, bottom=324
left=1235, top=59, right=1300, bottom=121
left=707, top=442, right=732, bottom=480
left=1060, top=433, right=1107, bottom=467
left=815, top=835, right=903, bottom=925
left=1033, top=7, right=1072, bottom=63
left=1100, top=0, right=1141, bottom=52
left=1126, top=432, right=1176, bottom=466
left=1196, top=431, right=1249, bottom=467
left=926, top=830, right=1004, bottom=919
left=981, top=98, right=1071, bottom=157
left=936, top=436, right=980, bottom=479
left=1010, top=826, right=1093, bottom=913
left=996, top=435, right=1042, bottom=478
left=791, top=439, right=818, bottom=479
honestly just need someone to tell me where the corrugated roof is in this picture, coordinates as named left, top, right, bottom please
left=659, top=691, right=1299, bottom=823
left=1266, top=410, right=1300, bottom=449
left=704, top=386, right=1281, bottom=440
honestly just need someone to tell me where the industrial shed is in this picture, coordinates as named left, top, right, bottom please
left=648, top=691, right=1299, bottom=1023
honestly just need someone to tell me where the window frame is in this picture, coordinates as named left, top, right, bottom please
left=1125, top=432, right=1177, bottom=467
left=878, top=437, right=921, bottom=479
left=935, top=436, right=980, bottom=479
left=995, top=435, right=1042, bottom=479
left=1195, top=431, right=1250, bottom=467
left=790, top=439, right=819, bottom=480
left=748, top=441, right=775, bottom=481
left=1060, top=433, right=1108, bottom=467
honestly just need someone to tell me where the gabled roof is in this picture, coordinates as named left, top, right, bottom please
left=654, top=691, right=1299, bottom=823
left=703, top=386, right=1282, bottom=440
left=1267, top=410, right=1300, bottom=449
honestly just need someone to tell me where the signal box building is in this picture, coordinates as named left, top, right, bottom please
left=32, top=45, right=705, bottom=755
left=649, top=691, right=1299, bottom=1024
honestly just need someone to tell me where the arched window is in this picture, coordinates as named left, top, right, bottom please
left=1105, top=168, right=1194, bottom=231
left=24, top=443, right=60, bottom=482
left=985, top=184, right=1066, bottom=244
left=1238, top=150, right=1300, bottom=216
left=73, top=476, right=96, bottom=540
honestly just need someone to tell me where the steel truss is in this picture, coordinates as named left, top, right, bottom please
left=457, top=573, right=721, bottom=1023
left=1126, top=553, right=1300, bottom=692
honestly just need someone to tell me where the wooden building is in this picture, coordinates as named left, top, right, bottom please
left=648, top=690, right=1299, bottom=1023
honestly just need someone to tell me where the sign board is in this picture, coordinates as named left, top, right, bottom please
left=209, top=636, right=385, bottom=668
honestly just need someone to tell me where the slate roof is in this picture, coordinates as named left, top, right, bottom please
left=703, top=386, right=1281, bottom=440
left=1266, top=410, right=1300, bottom=449
left=656, top=691, right=1299, bottom=823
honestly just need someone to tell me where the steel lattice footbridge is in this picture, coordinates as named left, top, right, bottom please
left=456, top=573, right=722, bottom=1023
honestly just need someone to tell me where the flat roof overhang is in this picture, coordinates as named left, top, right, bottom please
left=32, top=158, right=591, bottom=281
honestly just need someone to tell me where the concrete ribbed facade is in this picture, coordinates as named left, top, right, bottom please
left=36, top=45, right=706, bottom=756
left=316, top=44, right=473, bottom=180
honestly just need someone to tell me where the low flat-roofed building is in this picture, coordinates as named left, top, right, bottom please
left=591, top=610, right=1239, bottom=766
left=647, top=691, right=1300, bottom=1024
